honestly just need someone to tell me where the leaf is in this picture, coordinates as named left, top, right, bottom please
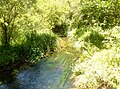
left=0, top=18, right=4, bottom=23
left=4, top=22, right=8, bottom=26
left=14, top=0, right=17, bottom=2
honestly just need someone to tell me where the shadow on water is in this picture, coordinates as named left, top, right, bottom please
left=0, top=69, right=18, bottom=89
left=0, top=38, right=77, bottom=89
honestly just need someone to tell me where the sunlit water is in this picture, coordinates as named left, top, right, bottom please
left=0, top=46, right=76, bottom=89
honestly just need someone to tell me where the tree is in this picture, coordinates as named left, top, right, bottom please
left=0, top=0, right=35, bottom=47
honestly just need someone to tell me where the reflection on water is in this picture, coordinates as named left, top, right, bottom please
left=0, top=49, right=75, bottom=89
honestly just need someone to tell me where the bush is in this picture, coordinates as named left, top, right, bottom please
left=74, top=27, right=89, bottom=39
left=80, top=0, right=120, bottom=29
left=48, top=5, right=69, bottom=37
left=0, top=32, right=57, bottom=66
left=72, top=26, right=120, bottom=89
left=0, top=46, right=18, bottom=66
left=52, top=23, right=68, bottom=37
left=68, top=0, right=120, bottom=29
left=19, top=32, right=57, bottom=63
left=85, top=30, right=104, bottom=49
left=74, top=27, right=105, bottom=49
left=73, top=48, right=120, bottom=89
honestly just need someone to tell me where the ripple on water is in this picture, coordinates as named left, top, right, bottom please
left=0, top=49, right=74, bottom=89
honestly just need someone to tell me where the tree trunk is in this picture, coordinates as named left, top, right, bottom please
left=1, top=24, right=10, bottom=48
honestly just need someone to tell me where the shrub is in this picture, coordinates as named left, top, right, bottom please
left=52, top=22, right=68, bottom=37
left=74, top=27, right=105, bottom=49
left=49, top=7, right=69, bottom=37
left=72, top=48, right=120, bottom=89
left=0, top=46, right=18, bottom=66
left=85, top=30, right=104, bottom=49
left=21, top=32, right=57, bottom=63
left=102, top=26, right=120, bottom=48
left=72, top=26, right=120, bottom=89
left=74, top=27, right=89, bottom=39
left=0, top=32, right=57, bottom=66
left=68, top=0, right=120, bottom=29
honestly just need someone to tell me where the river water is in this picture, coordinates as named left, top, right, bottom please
left=0, top=46, right=76, bottom=89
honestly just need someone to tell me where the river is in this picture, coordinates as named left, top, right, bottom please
left=0, top=38, right=77, bottom=89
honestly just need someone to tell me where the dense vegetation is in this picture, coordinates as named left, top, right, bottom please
left=0, top=0, right=120, bottom=88
left=72, top=26, right=120, bottom=89
left=0, top=0, right=57, bottom=66
left=68, top=0, right=120, bottom=89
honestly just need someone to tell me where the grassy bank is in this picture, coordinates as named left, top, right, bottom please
left=71, top=26, right=120, bottom=89
left=0, top=32, right=57, bottom=67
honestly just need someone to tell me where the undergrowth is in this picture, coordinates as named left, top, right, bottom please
left=0, top=33, right=57, bottom=66
left=72, top=26, right=120, bottom=89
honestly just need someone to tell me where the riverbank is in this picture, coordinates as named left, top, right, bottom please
left=0, top=37, right=77, bottom=89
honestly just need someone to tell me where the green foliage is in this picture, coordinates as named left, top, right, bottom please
left=79, top=0, right=120, bottom=28
left=85, top=30, right=104, bottom=49
left=52, top=23, right=68, bottom=37
left=72, top=47, right=120, bottom=89
left=17, top=33, right=57, bottom=63
left=74, top=27, right=105, bottom=49
left=0, top=33, right=57, bottom=65
left=74, top=27, right=89, bottom=39
left=0, top=0, right=35, bottom=47
left=67, top=0, right=120, bottom=29
left=24, top=33, right=57, bottom=62
left=0, top=0, right=60, bottom=66
left=72, top=26, right=120, bottom=89
left=42, top=0, right=69, bottom=37
left=0, top=0, right=120, bottom=87
left=1, top=0, right=119, bottom=46
left=102, top=26, right=120, bottom=49
left=0, top=46, right=18, bottom=66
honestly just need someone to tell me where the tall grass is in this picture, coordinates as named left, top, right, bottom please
left=0, top=32, right=57, bottom=66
